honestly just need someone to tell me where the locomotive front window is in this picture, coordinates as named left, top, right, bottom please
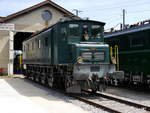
left=69, top=24, right=79, bottom=37
left=82, top=25, right=89, bottom=34
left=83, top=25, right=88, bottom=31
left=91, top=25, right=101, bottom=38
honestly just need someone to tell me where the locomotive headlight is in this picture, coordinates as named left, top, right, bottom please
left=23, top=64, right=27, bottom=69
left=77, top=56, right=83, bottom=63
left=147, top=75, right=150, bottom=78
left=94, top=52, right=104, bottom=60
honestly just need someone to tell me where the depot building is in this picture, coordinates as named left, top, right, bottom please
left=0, top=0, right=79, bottom=75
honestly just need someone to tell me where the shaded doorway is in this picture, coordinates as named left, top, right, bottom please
left=14, top=32, right=33, bottom=74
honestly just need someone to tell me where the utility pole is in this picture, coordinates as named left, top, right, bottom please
left=123, top=9, right=125, bottom=29
left=73, top=9, right=82, bottom=16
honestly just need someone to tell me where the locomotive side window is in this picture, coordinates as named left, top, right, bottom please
left=61, top=27, right=67, bottom=36
left=69, top=24, right=79, bottom=37
left=130, top=36, right=143, bottom=47
left=91, top=25, right=101, bottom=38
left=45, top=37, right=48, bottom=47
left=38, top=40, right=41, bottom=48
left=32, top=42, right=34, bottom=50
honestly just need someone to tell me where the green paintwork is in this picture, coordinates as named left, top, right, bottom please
left=23, top=20, right=110, bottom=66
left=70, top=43, right=110, bottom=64
left=104, top=26, right=150, bottom=78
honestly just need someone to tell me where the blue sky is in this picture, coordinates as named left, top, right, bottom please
left=0, top=0, right=149, bottom=29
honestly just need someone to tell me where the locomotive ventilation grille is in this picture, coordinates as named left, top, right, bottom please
left=82, top=52, right=104, bottom=60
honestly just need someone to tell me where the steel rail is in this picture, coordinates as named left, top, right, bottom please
left=41, top=87, right=122, bottom=113
left=83, top=90, right=150, bottom=111
left=25, top=79, right=150, bottom=112
left=68, top=94, right=122, bottom=113
left=49, top=88, right=122, bottom=113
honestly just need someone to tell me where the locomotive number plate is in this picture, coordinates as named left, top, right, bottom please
left=90, top=66, right=100, bottom=72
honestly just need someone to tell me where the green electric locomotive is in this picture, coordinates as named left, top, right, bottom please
left=104, top=21, right=150, bottom=87
left=22, top=20, right=120, bottom=93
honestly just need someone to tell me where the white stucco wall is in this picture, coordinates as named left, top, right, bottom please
left=0, top=31, right=9, bottom=72
left=7, top=5, right=71, bottom=31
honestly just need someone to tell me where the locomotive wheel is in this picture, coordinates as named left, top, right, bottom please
left=41, top=74, right=47, bottom=85
left=41, top=77, right=46, bottom=85
left=30, top=73, right=35, bottom=81
left=99, top=85, right=103, bottom=92
left=35, top=75, right=40, bottom=82
left=65, top=76, right=72, bottom=89
left=92, top=89, right=97, bottom=93
left=47, top=74, right=54, bottom=88
left=99, top=84, right=106, bottom=92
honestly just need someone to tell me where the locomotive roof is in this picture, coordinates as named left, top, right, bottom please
left=24, top=20, right=105, bottom=41
left=62, top=20, right=105, bottom=26
left=104, top=23, right=150, bottom=38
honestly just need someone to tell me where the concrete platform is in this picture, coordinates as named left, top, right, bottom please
left=0, top=77, right=89, bottom=113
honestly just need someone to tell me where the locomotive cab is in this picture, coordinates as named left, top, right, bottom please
left=65, top=21, right=104, bottom=43
left=58, top=20, right=116, bottom=92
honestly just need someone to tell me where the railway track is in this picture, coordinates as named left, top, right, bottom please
left=77, top=90, right=150, bottom=113
left=26, top=78, right=119, bottom=112
left=68, top=94, right=122, bottom=113
left=25, top=78, right=150, bottom=113
left=95, top=91, right=150, bottom=111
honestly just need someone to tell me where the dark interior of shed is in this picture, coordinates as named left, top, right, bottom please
left=14, top=32, right=33, bottom=74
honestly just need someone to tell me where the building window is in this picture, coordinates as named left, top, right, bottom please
left=41, top=10, right=52, bottom=21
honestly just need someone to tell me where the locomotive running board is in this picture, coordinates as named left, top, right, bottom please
left=66, top=85, right=81, bottom=93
